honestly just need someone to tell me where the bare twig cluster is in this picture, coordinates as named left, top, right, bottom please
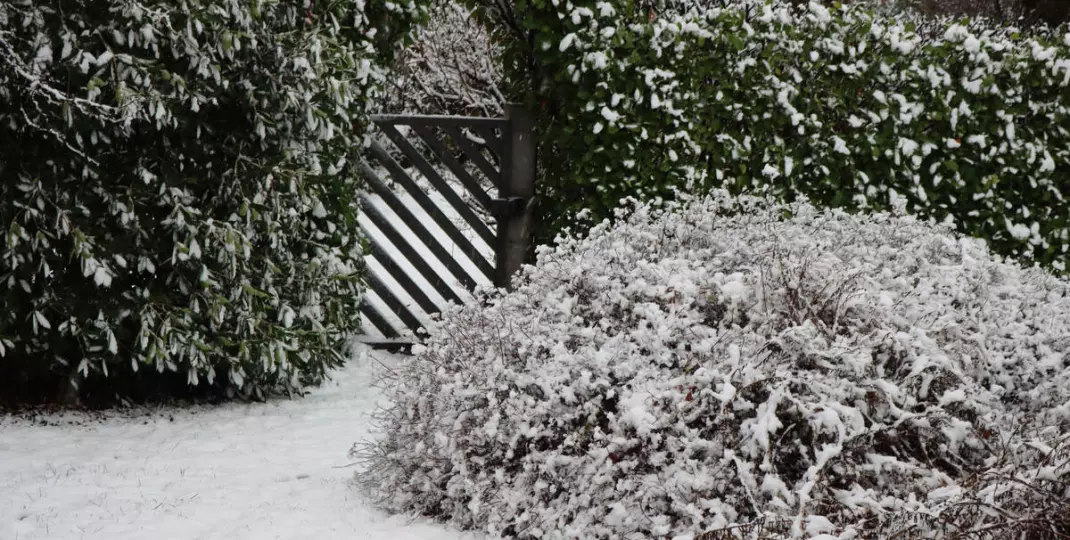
left=382, top=0, right=505, bottom=116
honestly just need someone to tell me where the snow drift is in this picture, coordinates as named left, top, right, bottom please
left=358, top=191, right=1070, bottom=539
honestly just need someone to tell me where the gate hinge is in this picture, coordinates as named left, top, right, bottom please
left=490, top=196, right=527, bottom=219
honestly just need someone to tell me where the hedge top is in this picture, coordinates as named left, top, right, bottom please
left=493, top=0, right=1070, bottom=272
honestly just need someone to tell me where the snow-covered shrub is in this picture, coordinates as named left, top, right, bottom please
left=0, top=0, right=426, bottom=404
left=906, top=0, right=1069, bottom=26
left=476, top=0, right=1070, bottom=273
left=359, top=190, right=1070, bottom=539
left=383, top=0, right=503, bottom=116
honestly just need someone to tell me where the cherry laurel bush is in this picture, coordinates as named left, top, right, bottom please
left=358, top=190, right=1070, bottom=539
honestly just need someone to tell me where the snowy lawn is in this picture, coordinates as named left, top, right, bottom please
left=0, top=347, right=478, bottom=540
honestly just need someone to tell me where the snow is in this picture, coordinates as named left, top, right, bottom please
left=1005, top=217, right=1032, bottom=240
left=0, top=346, right=480, bottom=540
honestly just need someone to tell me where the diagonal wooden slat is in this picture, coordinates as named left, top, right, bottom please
left=364, top=341, right=414, bottom=354
left=442, top=125, right=501, bottom=188
left=371, top=114, right=509, bottom=131
left=368, top=241, right=441, bottom=316
left=360, top=196, right=465, bottom=305
left=358, top=164, right=483, bottom=290
left=360, top=303, right=400, bottom=338
left=471, top=126, right=504, bottom=163
left=365, top=144, right=495, bottom=280
left=376, top=122, right=496, bottom=247
left=365, top=270, right=424, bottom=334
left=357, top=105, right=537, bottom=346
left=410, top=124, right=493, bottom=210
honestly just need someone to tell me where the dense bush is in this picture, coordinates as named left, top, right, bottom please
left=0, top=0, right=426, bottom=405
left=906, top=0, right=1069, bottom=26
left=359, top=190, right=1070, bottom=539
left=474, top=0, right=1070, bottom=272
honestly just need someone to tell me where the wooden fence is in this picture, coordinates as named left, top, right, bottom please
left=357, top=105, right=535, bottom=340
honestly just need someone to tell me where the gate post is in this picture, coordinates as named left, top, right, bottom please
left=495, top=104, right=537, bottom=290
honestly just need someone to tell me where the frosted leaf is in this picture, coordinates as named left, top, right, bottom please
left=1005, top=218, right=1031, bottom=240
left=560, top=33, right=576, bottom=52
left=899, top=138, right=919, bottom=156
left=1040, top=153, right=1056, bottom=173
left=833, top=136, right=850, bottom=155
left=93, top=266, right=113, bottom=287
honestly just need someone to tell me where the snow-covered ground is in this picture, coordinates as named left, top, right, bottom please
left=0, top=136, right=498, bottom=540
left=0, top=347, right=480, bottom=540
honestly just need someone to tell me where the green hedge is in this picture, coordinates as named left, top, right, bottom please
left=491, top=0, right=1070, bottom=272
left=0, top=0, right=426, bottom=405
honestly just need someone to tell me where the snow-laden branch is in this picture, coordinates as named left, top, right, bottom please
left=0, top=32, right=125, bottom=121
left=381, top=0, right=504, bottom=116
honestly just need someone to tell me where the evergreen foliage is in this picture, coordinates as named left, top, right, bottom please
left=475, top=0, right=1070, bottom=272
left=0, top=0, right=426, bottom=404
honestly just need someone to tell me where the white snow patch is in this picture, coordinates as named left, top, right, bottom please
left=0, top=348, right=480, bottom=540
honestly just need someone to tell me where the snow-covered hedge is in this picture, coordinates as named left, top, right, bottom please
left=359, top=190, right=1070, bottom=538
left=0, top=0, right=426, bottom=404
left=480, top=0, right=1070, bottom=273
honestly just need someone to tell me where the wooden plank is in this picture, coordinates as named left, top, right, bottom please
left=471, top=126, right=504, bottom=163
left=495, top=105, right=537, bottom=289
left=365, top=270, right=424, bottom=334
left=365, top=144, right=495, bottom=281
left=358, top=165, right=482, bottom=291
left=376, top=122, right=496, bottom=248
left=368, top=241, right=442, bottom=316
left=358, top=106, right=536, bottom=341
left=442, top=126, right=501, bottom=189
left=410, top=124, right=492, bottom=210
left=360, top=303, right=400, bottom=339
left=362, top=340, right=415, bottom=354
left=360, top=196, right=466, bottom=305
left=371, top=114, right=510, bottom=130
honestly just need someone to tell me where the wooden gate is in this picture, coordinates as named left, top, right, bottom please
left=356, top=105, right=535, bottom=340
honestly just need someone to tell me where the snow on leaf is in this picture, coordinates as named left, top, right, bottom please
left=34, top=311, right=51, bottom=330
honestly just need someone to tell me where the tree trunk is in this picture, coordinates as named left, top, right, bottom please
left=60, top=365, right=84, bottom=407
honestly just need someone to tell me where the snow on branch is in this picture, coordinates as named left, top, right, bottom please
left=381, top=0, right=504, bottom=116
